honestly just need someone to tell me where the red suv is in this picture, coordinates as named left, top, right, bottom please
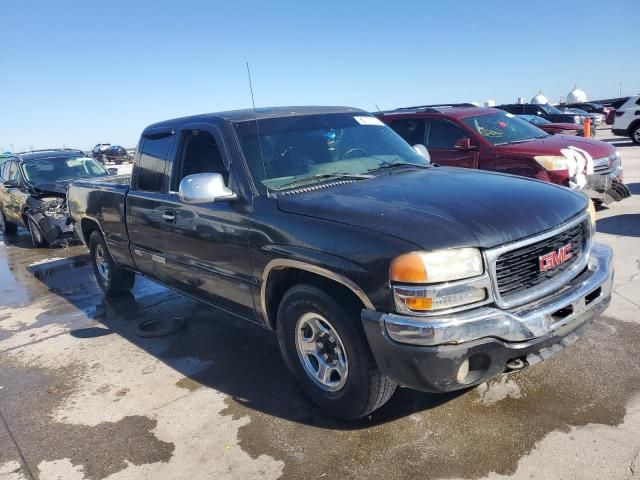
left=377, top=104, right=630, bottom=203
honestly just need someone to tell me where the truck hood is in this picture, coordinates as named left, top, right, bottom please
left=497, top=135, right=614, bottom=159
left=276, top=168, right=587, bottom=250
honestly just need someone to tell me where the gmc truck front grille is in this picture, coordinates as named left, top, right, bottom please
left=495, top=220, right=589, bottom=300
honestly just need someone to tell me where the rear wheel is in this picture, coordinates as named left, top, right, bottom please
left=276, top=284, right=396, bottom=420
left=630, top=124, right=640, bottom=145
left=28, top=217, right=48, bottom=248
left=89, top=231, right=135, bottom=296
left=0, top=208, right=17, bottom=235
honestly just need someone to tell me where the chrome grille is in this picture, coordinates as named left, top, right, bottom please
left=486, top=213, right=592, bottom=309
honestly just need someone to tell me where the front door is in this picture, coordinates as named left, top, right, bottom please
left=159, top=123, right=255, bottom=320
left=424, top=119, right=478, bottom=168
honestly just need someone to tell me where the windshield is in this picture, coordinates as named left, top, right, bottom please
left=520, top=115, right=551, bottom=125
left=463, top=112, right=549, bottom=145
left=21, top=156, right=109, bottom=184
left=538, top=104, right=564, bottom=115
left=234, top=113, right=428, bottom=192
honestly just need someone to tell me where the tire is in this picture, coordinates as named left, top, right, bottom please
left=89, top=231, right=135, bottom=296
left=0, top=208, right=17, bottom=235
left=28, top=217, right=48, bottom=248
left=276, top=284, right=396, bottom=420
left=630, top=124, right=640, bottom=145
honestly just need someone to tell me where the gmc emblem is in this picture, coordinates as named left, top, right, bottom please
left=539, top=244, right=573, bottom=272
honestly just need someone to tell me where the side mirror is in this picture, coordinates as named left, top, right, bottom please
left=178, top=173, right=237, bottom=204
left=412, top=144, right=431, bottom=164
left=454, top=138, right=473, bottom=150
left=3, top=179, right=18, bottom=188
left=107, top=168, right=118, bottom=175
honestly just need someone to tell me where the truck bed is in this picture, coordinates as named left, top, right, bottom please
left=67, top=176, right=131, bottom=259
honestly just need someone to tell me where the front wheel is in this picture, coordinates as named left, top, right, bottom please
left=631, top=124, right=640, bottom=145
left=276, top=284, right=396, bottom=420
left=28, top=217, right=48, bottom=248
left=89, top=231, right=135, bottom=296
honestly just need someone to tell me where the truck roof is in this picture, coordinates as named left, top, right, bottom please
left=143, top=106, right=367, bottom=131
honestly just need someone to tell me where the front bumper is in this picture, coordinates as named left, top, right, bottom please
left=361, top=243, right=613, bottom=393
left=582, top=171, right=630, bottom=204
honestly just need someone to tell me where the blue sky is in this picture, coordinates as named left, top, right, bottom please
left=1, top=0, right=638, bottom=151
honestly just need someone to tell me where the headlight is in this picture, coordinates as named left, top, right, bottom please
left=390, top=249, right=486, bottom=313
left=390, top=248, right=483, bottom=284
left=534, top=155, right=569, bottom=171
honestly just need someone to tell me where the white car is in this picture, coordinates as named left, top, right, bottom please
left=612, top=95, right=640, bottom=144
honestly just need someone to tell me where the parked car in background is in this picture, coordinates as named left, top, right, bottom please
left=557, top=107, right=604, bottom=126
left=378, top=105, right=630, bottom=204
left=102, top=145, right=131, bottom=164
left=68, top=106, right=613, bottom=420
left=565, top=102, right=611, bottom=117
left=517, top=114, right=591, bottom=137
left=0, top=149, right=110, bottom=246
left=612, top=94, right=640, bottom=144
left=91, top=143, right=111, bottom=156
left=497, top=103, right=586, bottom=125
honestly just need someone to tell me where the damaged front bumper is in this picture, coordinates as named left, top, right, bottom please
left=361, top=243, right=613, bottom=393
left=582, top=171, right=631, bottom=204
left=29, top=210, right=75, bottom=244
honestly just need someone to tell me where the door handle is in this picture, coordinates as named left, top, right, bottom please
left=162, top=210, right=176, bottom=222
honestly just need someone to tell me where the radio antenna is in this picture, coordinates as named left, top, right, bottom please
left=375, top=104, right=381, bottom=112
left=246, top=62, right=269, bottom=196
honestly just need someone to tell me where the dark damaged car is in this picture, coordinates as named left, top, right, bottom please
left=0, top=149, right=110, bottom=247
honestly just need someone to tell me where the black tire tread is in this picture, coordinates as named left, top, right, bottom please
left=277, top=284, right=396, bottom=419
left=89, top=231, right=135, bottom=296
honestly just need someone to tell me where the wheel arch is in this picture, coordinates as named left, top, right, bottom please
left=628, top=119, right=640, bottom=135
left=79, top=217, right=103, bottom=245
left=261, top=259, right=375, bottom=331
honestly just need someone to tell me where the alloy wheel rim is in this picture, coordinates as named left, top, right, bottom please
left=95, top=244, right=110, bottom=284
left=295, top=312, right=348, bottom=392
left=634, top=129, right=640, bottom=142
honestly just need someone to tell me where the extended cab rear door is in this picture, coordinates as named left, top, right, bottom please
left=126, top=127, right=176, bottom=277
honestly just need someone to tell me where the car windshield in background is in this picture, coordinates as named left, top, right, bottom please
left=463, top=112, right=549, bottom=145
left=520, top=115, right=551, bottom=125
left=22, top=156, right=109, bottom=184
left=539, top=104, right=565, bottom=115
left=234, top=113, right=428, bottom=191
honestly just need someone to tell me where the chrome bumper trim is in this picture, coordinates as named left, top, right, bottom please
left=384, top=243, right=613, bottom=346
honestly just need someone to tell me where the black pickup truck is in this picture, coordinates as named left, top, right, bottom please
left=68, top=106, right=613, bottom=419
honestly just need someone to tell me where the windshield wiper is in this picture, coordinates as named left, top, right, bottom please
left=504, top=139, right=534, bottom=145
left=367, top=161, right=430, bottom=174
left=278, top=173, right=373, bottom=189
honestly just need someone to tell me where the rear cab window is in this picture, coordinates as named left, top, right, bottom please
left=133, top=133, right=173, bottom=192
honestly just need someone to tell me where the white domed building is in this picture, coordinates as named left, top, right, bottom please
left=566, top=87, right=587, bottom=104
left=531, top=92, right=549, bottom=104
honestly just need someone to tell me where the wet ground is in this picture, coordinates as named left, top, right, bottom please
left=1, top=129, right=640, bottom=479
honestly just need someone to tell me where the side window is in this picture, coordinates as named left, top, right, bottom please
left=425, top=120, right=468, bottom=149
left=135, top=135, right=172, bottom=192
left=171, top=130, right=228, bottom=191
left=635, top=98, right=640, bottom=106
left=0, top=162, right=6, bottom=180
left=388, top=119, right=427, bottom=146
